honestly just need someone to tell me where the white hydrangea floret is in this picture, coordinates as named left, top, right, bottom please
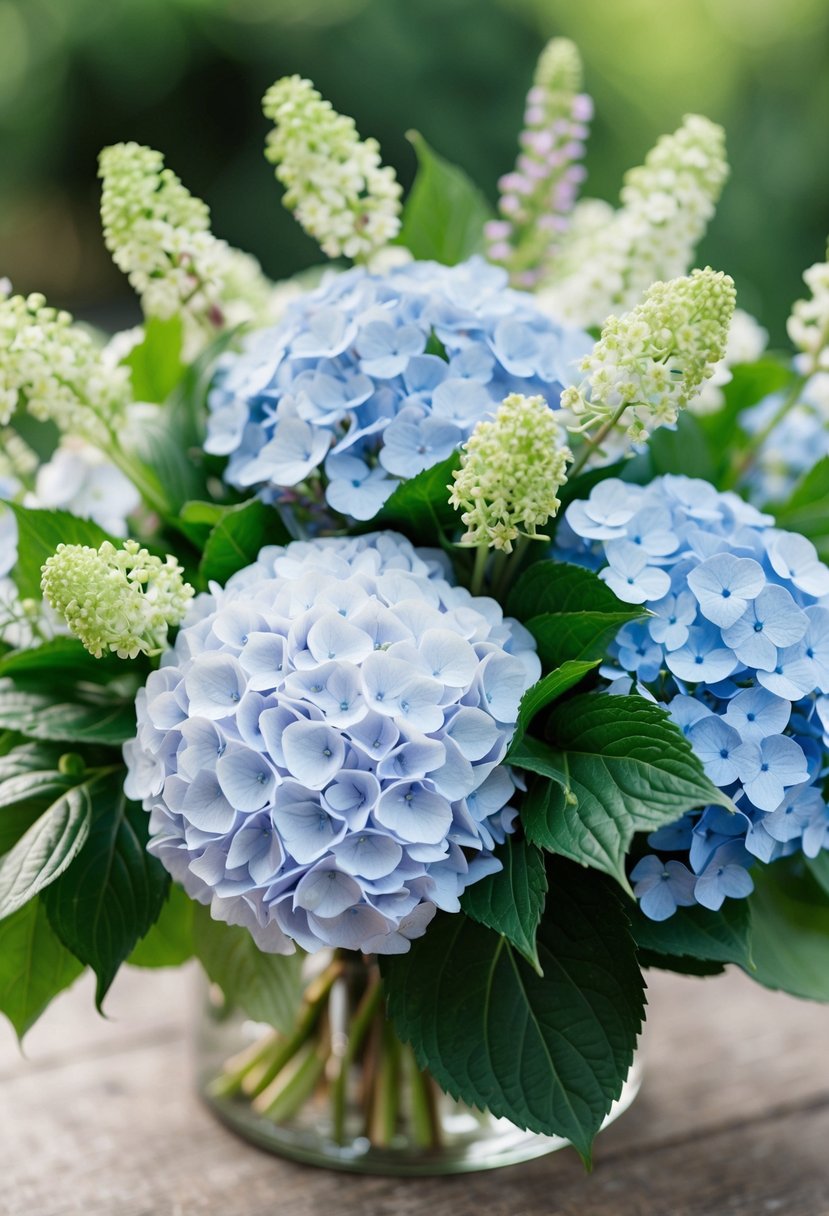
left=262, top=75, right=402, bottom=262
left=787, top=245, right=829, bottom=374
left=41, top=539, right=194, bottom=660
left=449, top=393, right=572, bottom=552
left=539, top=115, right=728, bottom=328
left=0, top=293, right=131, bottom=436
left=99, top=143, right=274, bottom=356
left=562, top=267, right=736, bottom=442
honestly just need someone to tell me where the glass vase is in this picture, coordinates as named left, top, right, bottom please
left=195, top=953, right=642, bottom=1176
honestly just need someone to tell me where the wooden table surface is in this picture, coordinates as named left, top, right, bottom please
left=2, top=963, right=828, bottom=1215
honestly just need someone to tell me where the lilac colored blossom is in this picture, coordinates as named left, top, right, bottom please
left=560, top=473, right=829, bottom=920
left=124, top=532, right=540, bottom=955
left=206, top=257, right=590, bottom=522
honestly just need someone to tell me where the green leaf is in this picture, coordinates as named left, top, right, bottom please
left=0, top=898, right=84, bottom=1040
left=636, top=950, right=725, bottom=977
left=383, top=861, right=645, bottom=1164
left=745, top=858, right=829, bottom=1002
left=369, top=453, right=460, bottom=544
left=461, top=835, right=548, bottom=972
left=199, top=499, right=291, bottom=586
left=513, top=694, right=732, bottom=890
left=629, top=899, right=753, bottom=968
left=0, top=681, right=135, bottom=746
left=127, top=882, right=194, bottom=968
left=772, top=456, right=829, bottom=560
left=647, top=413, right=716, bottom=481
left=806, top=852, right=829, bottom=899
left=123, top=316, right=185, bottom=404
left=0, top=637, right=126, bottom=686
left=512, top=659, right=599, bottom=750
left=0, top=769, right=75, bottom=854
left=0, top=783, right=92, bottom=919
left=192, top=906, right=304, bottom=1033
left=397, top=131, right=492, bottom=265
left=43, top=776, right=170, bottom=1006
left=506, top=562, right=642, bottom=668
left=2, top=504, right=112, bottom=600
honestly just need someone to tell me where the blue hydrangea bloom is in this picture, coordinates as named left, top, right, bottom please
left=124, top=532, right=541, bottom=955
left=205, top=257, right=591, bottom=521
left=560, top=473, right=829, bottom=919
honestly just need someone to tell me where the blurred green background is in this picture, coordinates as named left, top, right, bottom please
left=1, top=0, right=827, bottom=340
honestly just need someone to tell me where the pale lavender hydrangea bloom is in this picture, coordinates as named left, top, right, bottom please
left=124, top=532, right=541, bottom=955
left=560, top=474, right=829, bottom=919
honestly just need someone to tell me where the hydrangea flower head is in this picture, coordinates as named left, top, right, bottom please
left=562, top=268, right=735, bottom=442
left=124, top=532, right=540, bottom=955
left=449, top=392, right=572, bottom=551
left=787, top=243, right=829, bottom=374
left=206, top=256, right=588, bottom=520
left=263, top=76, right=402, bottom=263
left=560, top=474, right=829, bottom=918
left=42, top=540, right=194, bottom=660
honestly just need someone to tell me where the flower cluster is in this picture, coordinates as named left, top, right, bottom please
left=562, top=268, right=736, bottom=442
left=787, top=245, right=829, bottom=374
left=0, top=292, right=130, bottom=437
left=263, top=76, right=402, bottom=263
left=690, top=308, right=768, bottom=416
left=42, top=540, right=193, bottom=660
left=741, top=374, right=829, bottom=504
left=205, top=256, right=589, bottom=521
left=539, top=115, right=728, bottom=328
left=559, top=474, right=829, bottom=920
left=99, top=143, right=273, bottom=357
left=124, top=533, right=540, bottom=955
left=486, top=38, right=592, bottom=289
left=449, top=393, right=571, bottom=551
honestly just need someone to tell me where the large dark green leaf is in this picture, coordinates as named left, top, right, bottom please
left=629, top=899, right=753, bottom=968
left=506, top=562, right=642, bottom=668
left=3, top=504, right=112, bottom=600
left=0, top=637, right=127, bottom=686
left=0, top=897, right=84, bottom=1040
left=461, top=835, right=548, bottom=972
left=370, top=454, right=460, bottom=543
left=397, top=132, right=492, bottom=265
left=0, top=767, right=75, bottom=854
left=806, top=852, right=829, bottom=899
left=127, top=882, right=194, bottom=968
left=43, top=776, right=170, bottom=1006
left=199, top=499, right=291, bottom=585
left=0, top=681, right=135, bottom=746
left=0, top=783, right=92, bottom=918
left=192, top=906, right=304, bottom=1033
left=511, top=660, right=599, bottom=750
left=383, top=861, right=645, bottom=1164
left=513, top=694, right=732, bottom=890
left=745, top=858, right=829, bottom=1002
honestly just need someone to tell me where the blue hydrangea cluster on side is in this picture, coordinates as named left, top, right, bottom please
left=558, top=474, right=829, bottom=921
left=205, top=256, right=590, bottom=521
left=123, top=532, right=541, bottom=954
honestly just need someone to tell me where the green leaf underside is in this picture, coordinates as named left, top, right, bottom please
left=461, top=836, right=548, bottom=972
left=0, top=681, right=135, bottom=745
left=513, top=694, right=732, bottom=890
left=397, top=131, right=492, bottom=265
left=745, top=859, right=829, bottom=1002
left=192, top=906, right=304, bottom=1033
left=199, top=500, right=291, bottom=586
left=370, top=454, right=460, bottom=544
left=2, top=504, right=113, bottom=601
left=0, top=898, right=84, bottom=1039
left=383, top=862, right=645, bottom=1164
left=629, top=899, right=753, bottom=968
left=127, top=882, right=194, bottom=968
left=0, top=783, right=92, bottom=919
left=511, top=660, right=599, bottom=751
left=43, top=777, right=169, bottom=1006
left=506, top=562, right=642, bottom=668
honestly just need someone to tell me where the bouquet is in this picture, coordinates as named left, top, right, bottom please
left=1, top=38, right=828, bottom=1172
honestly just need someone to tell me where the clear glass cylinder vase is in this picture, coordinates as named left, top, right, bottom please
left=195, top=953, right=642, bottom=1176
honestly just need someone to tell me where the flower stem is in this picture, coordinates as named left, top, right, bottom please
left=368, top=1015, right=401, bottom=1147
left=330, top=972, right=384, bottom=1144
left=404, top=1045, right=442, bottom=1149
left=568, top=400, right=630, bottom=478
left=470, top=544, right=490, bottom=595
